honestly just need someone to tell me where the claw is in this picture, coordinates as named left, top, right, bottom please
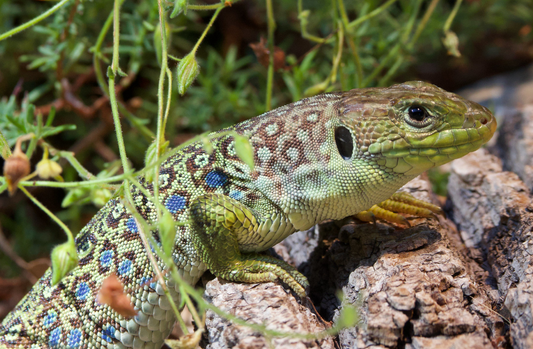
left=355, top=210, right=376, bottom=223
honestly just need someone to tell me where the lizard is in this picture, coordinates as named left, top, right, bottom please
left=0, top=81, right=496, bottom=349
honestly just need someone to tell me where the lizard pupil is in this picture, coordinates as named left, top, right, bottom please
left=335, top=126, right=353, bottom=160
left=408, top=105, right=427, bottom=122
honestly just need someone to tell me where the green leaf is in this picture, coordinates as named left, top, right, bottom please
left=62, top=188, right=90, bottom=208
left=170, top=0, right=187, bottom=18
left=303, top=80, right=329, bottom=97
left=234, top=135, right=254, bottom=171
left=0, top=129, right=12, bottom=160
left=144, top=140, right=170, bottom=182
left=28, top=82, right=53, bottom=103
left=159, top=210, right=177, bottom=257
left=153, top=22, right=171, bottom=66
left=51, top=241, right=79, bottom=285
left=40, top=124, right=76, bottom=138
left=5, top=115, right=26, bottom=133
left=46, top=106, right=56, bottom=127
left=200, top=135, right=213, bottom=154
left=337, top=305, right=359, bottom=328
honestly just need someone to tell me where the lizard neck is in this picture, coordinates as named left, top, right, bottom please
left=277, top=158, right=416, bottom=231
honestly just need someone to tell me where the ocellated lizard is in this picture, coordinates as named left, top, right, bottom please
left=0, top=81, right=496, bottom=348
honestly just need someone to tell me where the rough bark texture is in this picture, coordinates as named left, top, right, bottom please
left=201, top=66, right=533, bottom=348
left=203, top=279, right=335, bottom=349
left=448, top=148, right=533, bottom=349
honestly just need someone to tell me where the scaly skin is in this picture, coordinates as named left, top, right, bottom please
left=0, top=81, right=496, bottom=348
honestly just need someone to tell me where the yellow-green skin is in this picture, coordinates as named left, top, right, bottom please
left=0, top=81, right=496, bottom=349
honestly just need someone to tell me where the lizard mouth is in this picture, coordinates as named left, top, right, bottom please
left=374, top=112, right=496, bottom=175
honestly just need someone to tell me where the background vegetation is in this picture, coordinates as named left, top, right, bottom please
left=0, top=0, right=532, bottom=330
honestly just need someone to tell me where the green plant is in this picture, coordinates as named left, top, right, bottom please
left=0, top=0, right=530, bottom=342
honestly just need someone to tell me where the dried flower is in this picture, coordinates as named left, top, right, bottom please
left=165, top=329, right=204, bottom=349
left=250, top=37, right=287, bottom=71
left=4, top=139, right=30, bottom=195
left=98, top=274, right=137, bottom=317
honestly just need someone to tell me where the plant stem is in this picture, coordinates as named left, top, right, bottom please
left=18, top=173, right=131, bottom=188
left=111, top=0, right=121, bottom=73
left=348, top=0, right=398, bottom=29
left=265, top=0, right=275, bottom=111
left=107, top=0, right=131, bottom=176
left=191, top=7, right=223, bottom=54
left=20, top=186, right=75, bottom=244
left=444, top=0, right=463, bottom=32
left=0, top=0, right=71, bottom=41
left=92, top=1, right=154, bottom=140
left=108, top=78, right=130, bottom=174
left=410, top=0, right=440, bottom=48
left=156, top=0, right=170, bottom=151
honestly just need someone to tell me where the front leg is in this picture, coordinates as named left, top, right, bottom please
left=189, top=193, right=309, bottom=297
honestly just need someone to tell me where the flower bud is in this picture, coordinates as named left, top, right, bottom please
left=51, top=241, right=79, bottom=285
left=91, top=188, right=112, bottom=207
left=36, top=159, right=62, bottom=179
left=442, top=30, right=461, bottom=57
left=4, top=140, right=30, bottom=196
left=177, top=52, right=199, bottom=96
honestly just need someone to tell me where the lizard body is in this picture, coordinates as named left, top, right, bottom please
left=0, top=81, right=496, bottom=348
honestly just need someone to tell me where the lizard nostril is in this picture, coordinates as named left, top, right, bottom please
left=480, top=117, right=487, bottom=125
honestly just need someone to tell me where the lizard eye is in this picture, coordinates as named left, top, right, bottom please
left=406, top=105, right=430, bottom=127
left=335, top=126, right=353, bottom=160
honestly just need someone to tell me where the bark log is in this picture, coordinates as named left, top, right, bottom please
left=202, top=174, right=508, bottom=348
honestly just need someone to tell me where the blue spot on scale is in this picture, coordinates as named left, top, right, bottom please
left=118, top=260, right=132, bottom=276
left=43, top=310, right=57, bottom=328
left=139, top=276, right=151, bottom=286
left=205, top=170, right=227, bottom=188
left=126, top=218, right=138, bottom=233
left=165, top=195, right=186, bottom=213
left=100, top=250, right=113, bottom=267
left=229, top=190, right=243, bottom=200
left=67, top=329, right=82, bottom=348
left=76, top=282, right=90, bottom=301
left=102, top=325, right=115, bottom=343
left=49, top=327, right=62, bottom=347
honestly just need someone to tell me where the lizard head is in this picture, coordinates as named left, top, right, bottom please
left=337, top=81, right=497, bottom=176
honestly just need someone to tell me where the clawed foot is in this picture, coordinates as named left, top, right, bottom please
left=355, top=192, right=444, bottom=226
left=217, top=254, right=309, bottom=298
